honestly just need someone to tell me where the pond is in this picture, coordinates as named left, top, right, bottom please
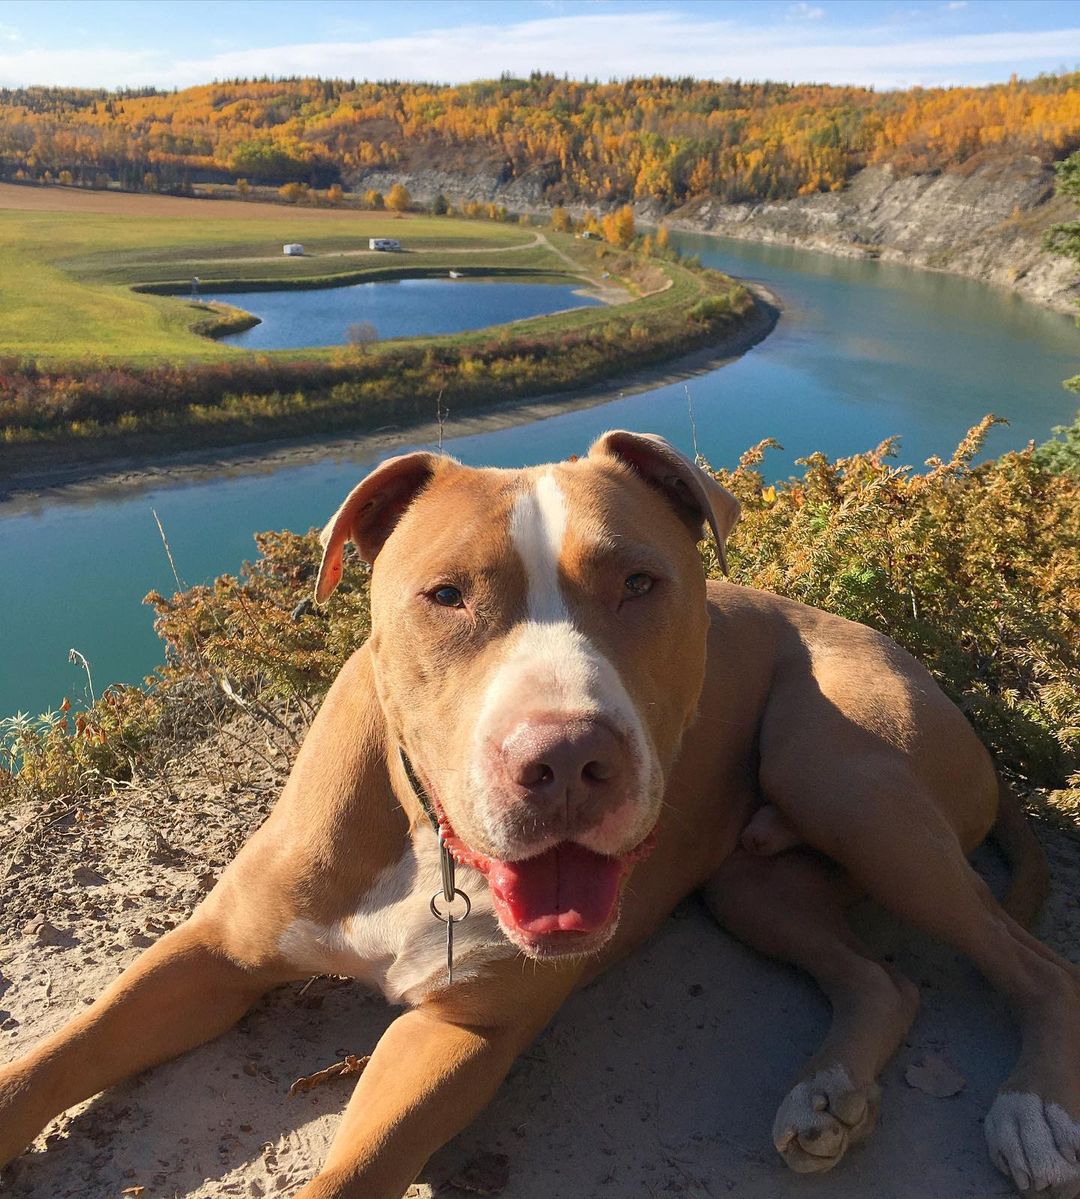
left=212, top=277, right=602, bottom=349
left=1, top=232, right=1076, bottom=719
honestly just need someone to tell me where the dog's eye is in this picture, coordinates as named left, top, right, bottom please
left=431, top=585, right=464, bottom=608
left=624, top=573, right=654, bottom=597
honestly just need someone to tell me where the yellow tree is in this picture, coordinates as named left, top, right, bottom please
left=603, top=203, right=635, bottom=247
left=386, top=182, right=411, bottom=213
left=687, top=157, right=713, bottom=195
left=656, top=225, right=670, bottom=250
left=549, top=205, right=572, bottom=232
left=363, top=188, right=384, bottom=210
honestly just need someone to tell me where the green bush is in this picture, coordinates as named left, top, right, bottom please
left=688, top=294, right=735, bottom=323
left=1033, top=407, right=1080, bottom=477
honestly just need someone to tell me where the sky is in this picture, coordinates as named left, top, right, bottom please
left=0, top=0, right=1077, bottom=92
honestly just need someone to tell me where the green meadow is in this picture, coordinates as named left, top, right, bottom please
left=0, top=196, right=559, bottom=363
left=0, top=187, right=754, bottom=471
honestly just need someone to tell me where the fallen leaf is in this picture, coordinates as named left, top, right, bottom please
left=905, top=1054, right=966, bottom=1098
left=121, top=1188, right=145, bottom=1196
left=448, top=1151, right=510, bottom=1195
left=287, top=1053, right=369, bottom=1097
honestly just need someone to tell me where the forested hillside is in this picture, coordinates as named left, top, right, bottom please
left=1, top=71, right=1078, bottom=206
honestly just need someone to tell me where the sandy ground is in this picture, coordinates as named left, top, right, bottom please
left=0, top=287, right=780, bottom=511
left=1, top=707, right=1077, bottom=1199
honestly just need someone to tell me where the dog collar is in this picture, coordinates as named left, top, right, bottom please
left=398, top=747, right=471, bottom=985
left=398, top=747, right=440, bottom=835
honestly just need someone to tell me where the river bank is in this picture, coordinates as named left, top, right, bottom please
left=353, top=157, right=1080, bottom=315
left=0, top=284, right=779, bottom=510
left=663, top=161, right=1080, bottom=315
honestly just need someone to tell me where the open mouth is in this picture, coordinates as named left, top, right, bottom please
left=440, top=821, right=654, bottom=952
left=402, top=754, right=655, bottom=953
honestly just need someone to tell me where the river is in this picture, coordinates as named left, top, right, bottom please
left=0, top=232, right=1076, bottom=719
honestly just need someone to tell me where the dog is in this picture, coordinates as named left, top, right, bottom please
left=1, top=431, right=1077, bottom=1198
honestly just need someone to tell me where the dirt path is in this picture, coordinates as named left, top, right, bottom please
left=164, top=231, right=547, bottom=269
left=0, top=182, right=397, bottom=221
left=1, top=710, right=1077, bottom=1198
left=533, top=230, right=634, bottom=304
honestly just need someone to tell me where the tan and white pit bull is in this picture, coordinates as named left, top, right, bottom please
left=1, top=432, right=1078, bottom=1198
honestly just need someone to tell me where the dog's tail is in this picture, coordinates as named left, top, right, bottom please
left=991, top=776, right=1050, bottom=928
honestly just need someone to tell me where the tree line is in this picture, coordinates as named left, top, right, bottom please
left=1, top=72, right=1077, bottom=206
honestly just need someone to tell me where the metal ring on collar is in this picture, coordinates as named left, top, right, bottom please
left=430, top=890, right=472, bottom=923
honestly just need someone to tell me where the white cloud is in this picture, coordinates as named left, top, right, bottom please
left=0, top=23, right=21, bottom=43
left=787, top=3, right=826, bottom=20
left=946, top=2, right=969, bottom=9
left=0, top=9, right=1074, bottom=91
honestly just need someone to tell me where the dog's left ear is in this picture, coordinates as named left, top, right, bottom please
left=589, top=430, right=740, bottom=573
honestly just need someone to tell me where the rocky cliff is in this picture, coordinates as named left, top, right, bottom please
left=353, top=156, right=1080, bottom=315
left=667, top=158, right=1079, bottom=314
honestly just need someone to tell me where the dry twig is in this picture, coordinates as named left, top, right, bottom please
left=287, top=1053, right=370, bottom=1097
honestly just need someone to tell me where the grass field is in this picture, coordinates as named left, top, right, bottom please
left=0, top=184, right=562, bottom=363
left=0, top=183, right=756, bottom=470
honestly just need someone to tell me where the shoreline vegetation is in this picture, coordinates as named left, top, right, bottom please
left=0, top=283, right=778, bottom=505
left=0, top=192, right=767, bottom=495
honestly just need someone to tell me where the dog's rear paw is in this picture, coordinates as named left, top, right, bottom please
left=986, top=1091, right=1080, bottom=1198
left=772, top=1064, right=880, bottom=1174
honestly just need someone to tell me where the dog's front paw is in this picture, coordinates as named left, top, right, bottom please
left=985, top=1091, right=1080, bottom=1198
left=772, top=1064, right=880, bottom=1174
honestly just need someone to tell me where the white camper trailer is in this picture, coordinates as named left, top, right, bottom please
left=282, top=243, right=304, bottom=256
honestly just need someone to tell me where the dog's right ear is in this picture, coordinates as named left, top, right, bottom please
left=315, top=451, right=442, bottom=602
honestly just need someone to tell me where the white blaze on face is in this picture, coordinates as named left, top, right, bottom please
left=466, top=469, right=659, bottom=855
left=515, top=471, right=568, bottom=622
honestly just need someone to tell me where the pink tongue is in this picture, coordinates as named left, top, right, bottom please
left=485, top=842, right=624, bottom=937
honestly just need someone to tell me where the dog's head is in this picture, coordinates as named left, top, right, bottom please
left=316, top=431, right=738, bottom=958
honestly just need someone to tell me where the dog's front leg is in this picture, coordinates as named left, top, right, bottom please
left=298, top=965, right=576, bottom=1199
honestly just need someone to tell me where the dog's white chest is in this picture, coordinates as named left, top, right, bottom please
left=277, top=829, right=512, bottom=1005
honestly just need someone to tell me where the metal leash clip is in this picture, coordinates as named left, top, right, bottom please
left=430, top=828, right=471, bottom=985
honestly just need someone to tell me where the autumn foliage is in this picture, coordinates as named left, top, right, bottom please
left=1, top=72, right=1077, bottom=207
left=602, top=204, right=636, bottom=247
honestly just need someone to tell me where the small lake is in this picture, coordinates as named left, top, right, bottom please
left=1, top=232, right=1077, bottom=719
left=214, top=277, right=602, bottom=349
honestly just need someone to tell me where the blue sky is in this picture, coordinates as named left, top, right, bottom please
left=0, top=0, right=1077, bottom=91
